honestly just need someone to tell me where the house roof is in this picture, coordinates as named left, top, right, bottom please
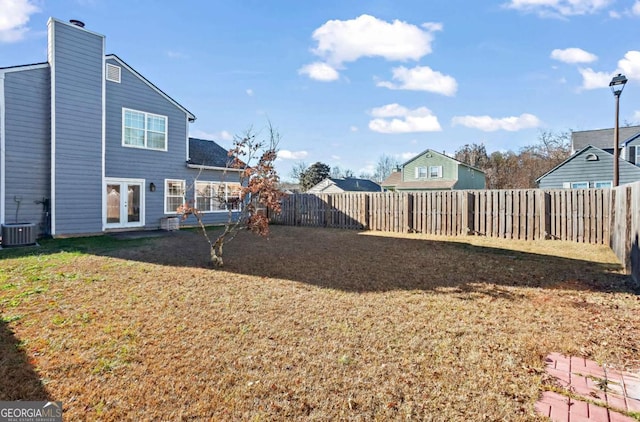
left=188, top=138, right=232, bottom=168
left=571, top=125, right=640, bottom=151
left=535, top=144, right=640, bottom=183
left=329, top=177, right=381, bottom=192
left=402, top=148, right=485, bottom=174
left=106, top=54, right=196, bottom=122
left=0, top=62, right=48, bottom=73
left=381, top=172, right=457, bottom=190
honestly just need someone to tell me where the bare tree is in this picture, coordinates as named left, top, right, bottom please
left=373, top=154, right=400, bottom=182
left=178, top=124, right=284, bottom=267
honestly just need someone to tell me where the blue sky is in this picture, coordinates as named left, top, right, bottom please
left=1, top=0, right=639, bottom=181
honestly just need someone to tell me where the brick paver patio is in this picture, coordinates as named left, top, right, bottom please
left=536, top=353, right=640, bottom=421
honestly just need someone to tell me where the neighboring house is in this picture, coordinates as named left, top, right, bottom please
left=536, top=126, right=640, bottom=188
left=381, top=149, right=485, bottom=191
left=307, top=177, right=382, bottom=193
left=0, top=18, right=241, bottom=238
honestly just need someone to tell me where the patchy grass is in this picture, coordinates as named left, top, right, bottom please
left=0, top=226, right=638, bottom=420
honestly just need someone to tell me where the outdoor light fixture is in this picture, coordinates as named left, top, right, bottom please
left=609, top=73, right=628, bottom=187
left=149, top=182, right=156, bottom=192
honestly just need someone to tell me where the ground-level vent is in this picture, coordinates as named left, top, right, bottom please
left=2, top=223, right=37, bottom=247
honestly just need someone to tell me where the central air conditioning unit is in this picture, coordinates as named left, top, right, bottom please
left=2, top=223, right=38, bottom=247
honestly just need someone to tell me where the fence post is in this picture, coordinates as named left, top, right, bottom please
left=465, top=191, right=474, bottom=235
left=406, top=193, right=413, bottom=233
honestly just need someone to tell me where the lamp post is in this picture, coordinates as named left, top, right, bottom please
left=609, top=73, right=627, bottom=187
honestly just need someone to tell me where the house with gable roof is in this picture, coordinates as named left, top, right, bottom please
left=306, top=177, right=382, bottom=193
left=381, top=149, right=485, bottom=191
left=0, top=18, right=241, bottom=239
left=536, top=126, right=640, bottom=188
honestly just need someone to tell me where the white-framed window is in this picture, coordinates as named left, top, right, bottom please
left=429, top=165, right=443, bottom=178
left=195, top=181, right=242, bottom=212
left=106, top=63, right=121, bottom=83
left=164, top=179, right=185, bottom=214
left=570, top=181, right=589, bottom=189
left=415, top=166, right=428, bottom=178
left=594, top=181, right=612, bottom=188
left=636, top=147, right=640, bottom=167
left=123, top=108, right=168, bottom=151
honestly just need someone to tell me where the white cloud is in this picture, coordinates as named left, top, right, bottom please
left=451, top=113, right=541, bottom=131
left=550, top=48, right=597, bottom=63
left=377, top=65, right=457, bottom=96
left=633, top=110, right=640, bottom=122
left=618, top=51, right=640, bottom=80
left=331, top=155, right=341, bottom=160
left=0, top=0, right=39, bottom=43
left=300, top=15, right=442, bottom=81
left=246, top=89, right=254, bottom=96
left=166, top=50, right=188, bottom=59
left=609, top=9, right=621, bottom=18
left=369, top=103, right=441, bottom=134
left=278, top=150, right=309, bottom=160
left=578, top=67, right=614, bottom=90
left=397, top=152, right=418, bottom=161
left=504, top=0, right=613, bottom=17
left=633, top=1, right=640, bottom=15
left=350, top=126, right=358, bottom=132
left=190, top=129, right=234, bottom=142
left=298, top=62, right=339, bottom=81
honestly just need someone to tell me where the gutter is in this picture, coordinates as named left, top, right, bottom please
left=186, top=163, right=244, bottom=172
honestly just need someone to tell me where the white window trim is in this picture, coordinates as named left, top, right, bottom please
left=194, top=181, right=242, bottom=213
left=415, top=166, right=428, bottom=179
left=122, top=108, right=168, bottom=151
left=429, top=165, right=443, bottom=178
left=164, top=179, right=185, bottom=214
left=570, top=181, right=589, bottom=189
left=594, top=181, right=612, bottom=189
left=635, top=147, right=640, bottom=167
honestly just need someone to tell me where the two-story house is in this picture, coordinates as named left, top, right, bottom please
left=381, top=149, right=486, bottom=191
left=0, top=18, right=240, bottom=240
left=536, top=126, right=640, bottom=188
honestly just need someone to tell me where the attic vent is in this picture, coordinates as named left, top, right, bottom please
left=106, top=64, right=121, bottom=83
left=585, top=153, right=598, bottom=161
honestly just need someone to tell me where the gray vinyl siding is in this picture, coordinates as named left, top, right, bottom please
left=51, top=21, right=104, bottom=235
left=105, top=58, right=236, bottom=228
left=537, top=146, right=640, bottom=188
left=3, top=67, right=51, bottom=234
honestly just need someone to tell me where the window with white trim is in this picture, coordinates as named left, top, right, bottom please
left=570, top=182, right=589, bottom=189
left=594, top=181, right=612, bottom=188
left=195, top=181, right=242, bottom=212
left=165, top=179, right=185, bottom=214
left=415, top=166, right=428, bottom=178
left=123, top=108, right=167, bottom=151
left=429, top=165, right=443, bottom=178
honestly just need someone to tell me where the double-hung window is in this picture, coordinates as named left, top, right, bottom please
left=594, top=181, right=612, bottom=188
left=570, top=181, right=589, bottom=189
left=415, top=167, right=428, bottom=178
left=195, top=182, right=242, bottom=212
left=429, top=166, right=443, bottom=178
left=165, top=179, right=185, bottom=214
left=123, top=108, right=167, bottom=151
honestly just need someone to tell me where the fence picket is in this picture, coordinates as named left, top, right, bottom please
left=273, top=189, right=612, bottom=244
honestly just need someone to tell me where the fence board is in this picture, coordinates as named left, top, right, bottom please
left=273, top=188, right=613, bottom=244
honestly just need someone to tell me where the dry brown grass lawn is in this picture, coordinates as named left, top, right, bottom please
left=1, top=226, right=639, bottom=421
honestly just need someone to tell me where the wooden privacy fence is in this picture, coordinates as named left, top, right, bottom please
left=271, top=189, right=612, bottom=244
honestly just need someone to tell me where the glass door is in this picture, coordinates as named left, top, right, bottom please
left=105, top=179, right=144, bottom=229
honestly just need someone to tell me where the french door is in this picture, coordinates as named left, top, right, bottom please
left=105, top=178, right=145, bottom=229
